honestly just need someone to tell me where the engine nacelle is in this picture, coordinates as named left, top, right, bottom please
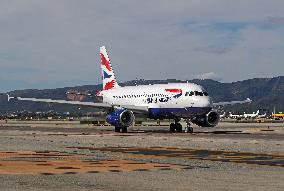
left=193, top=110, right=220, bottom=127
left=106, top=109, right=135, bottom=127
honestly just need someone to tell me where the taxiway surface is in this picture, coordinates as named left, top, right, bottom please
left=0, top=121, right=283, bottom=191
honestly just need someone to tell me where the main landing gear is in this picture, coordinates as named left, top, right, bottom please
left=170, top=119, right=182, bottom=133
left=170, top=119, right=193, bottom=133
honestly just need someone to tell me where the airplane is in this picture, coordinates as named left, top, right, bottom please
left=228, top=112, right=243, bottom=120
left=243, top=110, right=259, bottom=119
left=272, top=113, right=284, bottom=119
left=7, top=46, right=252, bottom=133
left=219, top=112, right=227, bottom=119
left=257, top=113, right=267, bottom=118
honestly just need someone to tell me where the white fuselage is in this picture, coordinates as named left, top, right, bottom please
left=99, top=83, right=212, bottom=119
left=229, top=113, right=243, bottom=119
left=243, top=110, right=259, bottom=119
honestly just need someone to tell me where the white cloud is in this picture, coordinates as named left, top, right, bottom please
left=194, top=72, right=222, bottom=81
left=268, top=16, right=284, bottom=25
left=0, top=0, right=283, bottom=91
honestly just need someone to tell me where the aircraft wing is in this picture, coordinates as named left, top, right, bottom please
left=213, top=98, right=252, bottom=106
left=8, top=96, right=148, bottom=113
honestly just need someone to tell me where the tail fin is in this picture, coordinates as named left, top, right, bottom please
left=100, top=46, right=120, bottom=90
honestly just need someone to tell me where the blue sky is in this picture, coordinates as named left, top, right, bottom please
left=0, top=0, right=284, bottom=92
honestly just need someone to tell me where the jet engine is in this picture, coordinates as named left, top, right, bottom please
left=193, top=110, right=220, bottom=127
left=106, top=109, right=135, bottom=127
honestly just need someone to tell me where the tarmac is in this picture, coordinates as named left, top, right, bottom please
left=0, top=120, right=283, bottom=191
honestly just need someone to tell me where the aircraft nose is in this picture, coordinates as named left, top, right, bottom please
left=208, top=97, right=214, bottom=107
left=202, top=96, right=213, bottom=107
left=193, top=97, right=211, bottom=107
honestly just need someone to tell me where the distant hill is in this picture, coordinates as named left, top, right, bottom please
left=0, top=76, right=283, bottom=113
left=191, top=77, right=284, bottom=112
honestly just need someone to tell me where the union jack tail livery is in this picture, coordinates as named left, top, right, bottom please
left=100, top=46, right=119, bottom=90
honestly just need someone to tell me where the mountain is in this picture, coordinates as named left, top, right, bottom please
left=0, top=76, right=283, bottom=113
left=191, top=77, right=284, bottom=112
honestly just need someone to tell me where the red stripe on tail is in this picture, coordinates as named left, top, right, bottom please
left=104, top=80, right=116, bottom=90
left=100, top=53, right=112, bottom=71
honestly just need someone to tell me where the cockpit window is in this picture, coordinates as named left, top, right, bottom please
left=203, top=92, right=209, bottom=96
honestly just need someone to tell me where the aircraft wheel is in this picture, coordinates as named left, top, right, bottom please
left=114, top=126, right=121, bottom=132
left=184, top=127, right=188, bottom=133
left=185, top=120, right=193, bottom=133
left=176, top=123, right=182, bottom=133
left=121, top=127, right=128, bottom=133
left=185, top=126, right=193, bottom=133
left=170, top=123, right=175, bottom=133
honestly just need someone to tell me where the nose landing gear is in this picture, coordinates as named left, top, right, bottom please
left=184, top=124, right=193, bottom=133
left=185, top=119, right=193, bottom=133
left=169, top=119, right=193, bottom=133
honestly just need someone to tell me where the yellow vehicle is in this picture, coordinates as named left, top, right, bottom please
left=272, top=113, right=284, bottom=119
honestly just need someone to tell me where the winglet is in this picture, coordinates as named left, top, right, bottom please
left=7, top=94, right=19, bottom=102
left=246, top=98, right=252, bottom=103
left=7, top=94, right=15, bottom=102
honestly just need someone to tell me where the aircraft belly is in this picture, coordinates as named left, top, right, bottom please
left=148, top=107, right=212, bottom=119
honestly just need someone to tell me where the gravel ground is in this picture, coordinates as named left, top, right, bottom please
left=0, top=121, right=283, bottom=191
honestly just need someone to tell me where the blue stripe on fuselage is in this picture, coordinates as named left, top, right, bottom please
left=148, top=107, right=212, bottom=119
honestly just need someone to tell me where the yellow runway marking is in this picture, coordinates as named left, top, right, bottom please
left=0, top=151, right=186, bottom=175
